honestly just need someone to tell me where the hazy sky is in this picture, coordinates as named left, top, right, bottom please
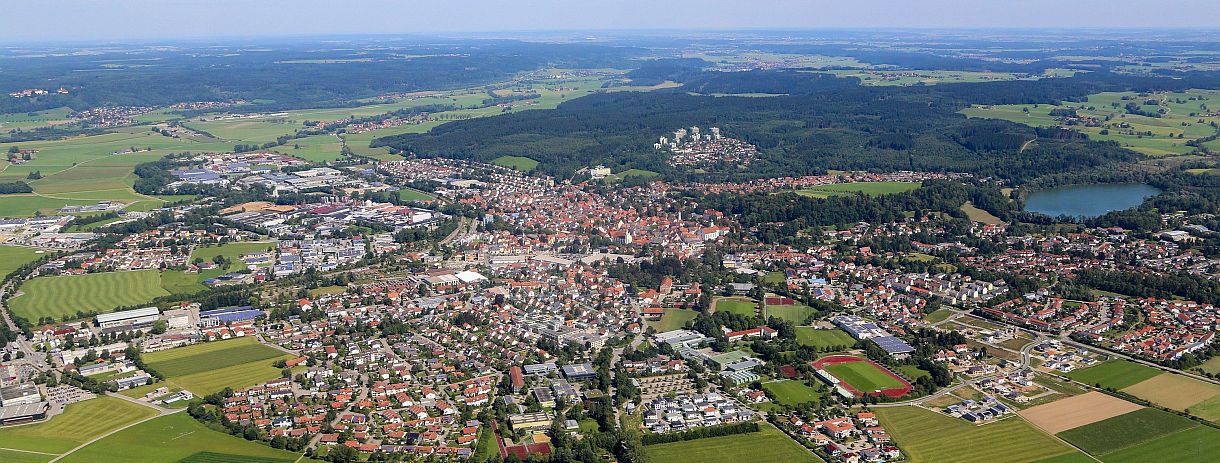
left=3, top=0, right=1217, bottom=42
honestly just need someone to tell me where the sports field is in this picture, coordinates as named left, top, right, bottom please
left=8, top=269, right=170, bottom=321
left=795, top=181, right=919, bottom=198
left=713, top=297, right=757, bottom=317
left=646, top=308, right=698, bottom=332
left=817, top=355, right=909, bottom=396
left=644, top=422, right=816, bottom=463
left=57, top=412, right=305, bottom=463
left=0, top=245, right=41, bottom=278
left=876, top=406, right=1083, bottom=463
left=1018, top=391, right=1143, bottom=434
left=144, top=337, right=286, bottom=377
left=763, top=303, right=816, bottom=324
left=1064, top=359, right=1162, bottom=390
left=1056, top=408, right=1197, bottom=456
left=0, top=396, right=157, bottom=455
left=793, top=327, right=855, bottom=349
left=762, top=380, right=823, bottom=406
left=491, top=155, right=539, bottom=171
left=396, top=188, right=435, bottom=202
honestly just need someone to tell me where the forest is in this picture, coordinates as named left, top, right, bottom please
left=374, top=69, right=1220, bottom=182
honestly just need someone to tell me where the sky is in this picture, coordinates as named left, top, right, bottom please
left=2, top=0, right=1218, bottom=42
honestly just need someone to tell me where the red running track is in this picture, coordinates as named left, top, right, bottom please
left=812, top=354, right=913, bottom=398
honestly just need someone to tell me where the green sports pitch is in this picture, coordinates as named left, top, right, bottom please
left=823, top=360, right=907, bottom=393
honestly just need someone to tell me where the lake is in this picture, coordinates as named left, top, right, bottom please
left=1024, top=183, right=1161, bottom=219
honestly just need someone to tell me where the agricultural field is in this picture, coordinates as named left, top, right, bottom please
left=713, top=297, right=758, bottom=317
left=270, top=134, right=345, bottom=162
left=144, top=336, right=286, bottom=377
left=876, top=406, right=1084, bottom=463
left=8, top=269, right=171, bottom=321
left=962, top=90, right=1220, bottom=156
left=57, top=412, right=306, bottom=463
left=794, top=181, right=919, bottom=198
left=644, top=422, right=817, bottom=463
left=645, top=308, right=698, bottom=332
left=793, top=327, right=856, bottom=349
left=960, top=201, right=1004, bottom=224
left=491, top=155, right=539, bottom=171
left=0, top=245, right=42, bottom=277
left=1064, top=360, right=1163, bottom=389
left=1056, top=408, right=1199, bottom=457
left=1098, top=425, right=1220, bottom=463
left=1018, top=391, right=1144, bottom=434
left=763, top=303, right=816, bottom=324
left=827, top=69, right=1028, bottom=86
left=0, top=396, right=157, bottom=456
left=1119, top=373, right=1220, bottom=416
left=762, top=380, right=823, bottom=406
left=823, top=359, right=907, bottom=393
left=0, top=107, right=74, bottom=133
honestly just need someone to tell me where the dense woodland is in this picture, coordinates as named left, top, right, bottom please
left=375, top=70, right=1220, bottom=182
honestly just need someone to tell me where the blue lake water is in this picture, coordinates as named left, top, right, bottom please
left=1024, top=183, right=1161, bottom=219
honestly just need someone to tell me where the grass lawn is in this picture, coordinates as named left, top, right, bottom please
left=762, top=271, right=786, bottom=284
left=763, top=380, right=823, bottom=406
left=159, top=270, right=206, bottom=295
left=876, top=406, right=1083, bottom=463
left=924, top=310, right=954, bottom=324
left=9, top=269, right=170, bottom=321
left=1065, top=360, right=1163, bottom=390
left=190, top=241, right=275, bottom=282
left=1099, top=425, right=1220, bottom=463
left=492, top=155, right=538, bottom=171
left=144, top=337, right=286, bottom=377
left=764, top=304, right=816, bottom=324
left=793, top=327, right=855, bottom=350
left=58, top=412, right=305, bottom=463
left=961, top=201, right=1004, bottom=225
left=0, top=245, right=41, bottom=278
left=897, top=364, right=932, bottom=380
left=644, top=422, right=816, bottom=463
left=1196, top=356, right=1220, bottom=375
left=1056, top=408, right=1197, bottom=456
left=646, top=309, right=698, bottom=332
left=396, top=188, right=435, bottom=202
left=714, top=297, right=757, bottom=317
left=0, top=396, right=157, bottom=454
left=0, top=448, right=53, bottom=463
left=795, top=181, right=919, bottom=198
left=823, top=361, right=906, bottom=393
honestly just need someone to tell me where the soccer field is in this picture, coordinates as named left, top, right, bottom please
left=824, top=360, right=906, bottom=393
left=8, top=269, right=170, bottom=321
left=794, top=327, right=855, bottom=349
left=763, top=380, right=823, bottom=406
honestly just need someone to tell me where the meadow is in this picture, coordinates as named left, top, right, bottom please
left=270, top=134, right=344, bottom=162
left=396, top=188, right=435, bottom=202
left=644, top=422, right=817, bottom=463
left=793, top=327, right=855, bottom=350
left=876, top=406, right=1084, bottom=463
left=189, top=241, right=276, bottom=282
left=823, top=360, right=906, bottom=393
left=1056, top=408, right=1197, bottom=456
left=762, top=380, right=823, bottom=406
left=57, top=412, right=306, bottom=463
left=0, top=396, right=156, bottom=455
left=1064, top=360, right=1163, bottom=390
left=492, top=155, right=539, bottom=171
left=795, top=181, right=919, bottom=198
left=1098, top=425, right=1220, bottom=463
left=9, top=269, right=170, bottom=321
left=646, top=309, right=698, bottom=332
left=144, top=336, right=286, bottom=377
left=0, top=245, right=42, bottom=278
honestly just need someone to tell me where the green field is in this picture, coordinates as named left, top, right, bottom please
left=795, top=181, right=920, bottom=198
left=644, top=422, right=816, bottom=463
left=0, top=245, right=42, bottom=278
left=190, top=241, right=275, bottom=282
left=876, top=406, right=1083, bottom=463
left=1056, top=408, right=1197, bottom=456
left=763, top=303, right=816, bottom=324
left=396, top=188, right=435, bottom=202
left=924, top=310, right=954, bottom=324
left=1098, top=425, right=1220, bottom=463
left=270, top=134, right=345, bottom=162
left=9, top=269, right=171, bottom=321
left=793, top=327, right=855, bottom=349
left=1064, top=360, right=1163, bottom=390
left=58, top=412, right=305, bottom=463
left=646, top=309, right=698, bottom=332
left=492, top=155, right=539, bottom=171
left=763, top=380, right=823, bottom=406
left=144, top=337, right=286, bottom=377
left=823, top=360, right=906, bottom=393
left=714, top=297, right=758, bottom=317
left=178, top=452, right=295, bottom=463
left=0, top=396, right=157, bottom=455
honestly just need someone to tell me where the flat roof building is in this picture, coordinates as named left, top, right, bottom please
left=96, top=307, right=160, bottom=329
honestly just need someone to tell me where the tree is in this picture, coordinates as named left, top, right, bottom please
left=150, top=320, right=167, bottom=335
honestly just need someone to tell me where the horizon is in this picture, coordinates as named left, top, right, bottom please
left=3, top=0, right=1219, bottom=43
